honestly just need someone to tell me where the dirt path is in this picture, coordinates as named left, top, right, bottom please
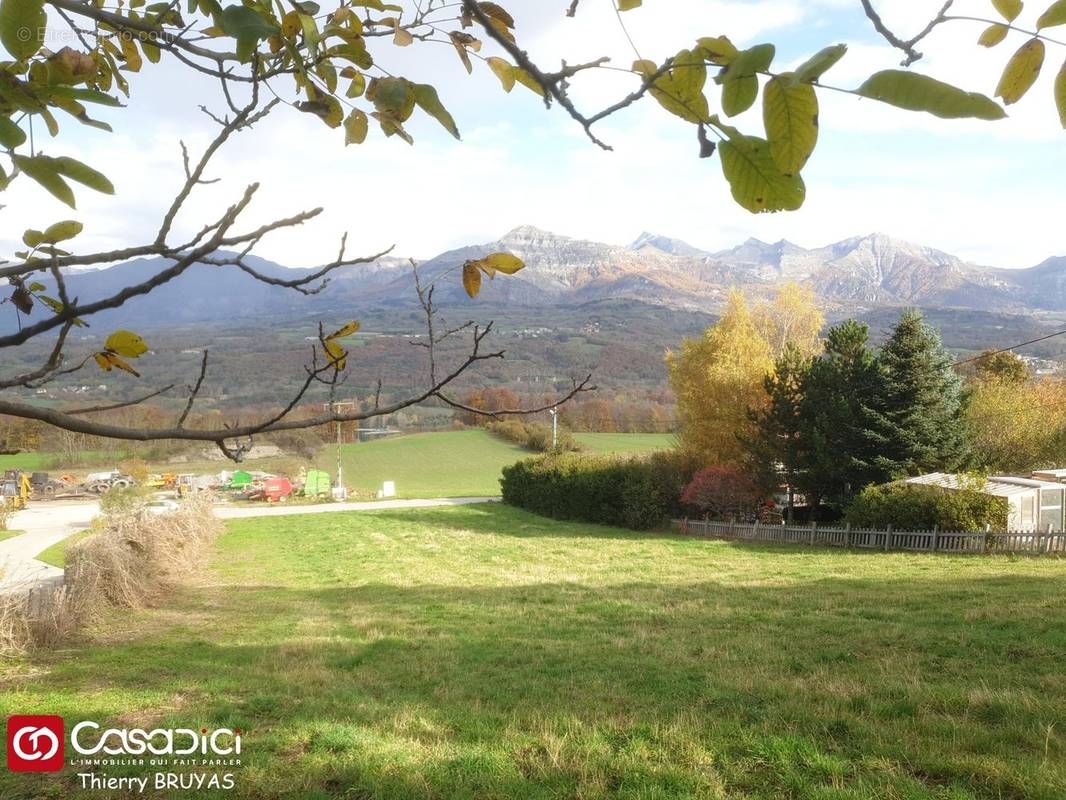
left=0, top=501, right=99, bottom=591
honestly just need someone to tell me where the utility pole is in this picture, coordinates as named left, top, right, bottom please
left=325, top=400, right=358, bottom=495
left=548, top=406, right=558, bottom=450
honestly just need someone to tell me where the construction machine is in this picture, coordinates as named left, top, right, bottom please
left=1, top=470, right=31, bottom=511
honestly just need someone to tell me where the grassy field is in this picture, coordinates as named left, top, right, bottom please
left=314, top=430, right=530, bottom=498
left=3, top=504, right=1065, bottom=799
left=0, top=452, right=46, bottom=471
left=4, top=432, right=673, bottom=499
left=34, top=529, right=96, bottom=568
left=575, top=432, right=674, bottom=453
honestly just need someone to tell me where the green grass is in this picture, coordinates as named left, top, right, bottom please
left=3, top=504, right=1065, bottom=799
left=575, top=432, right=675, bottom=454
left=313, top=430, right=530, bottom=498
left=0, top=529, right=24, bottom=542
left=0, top=452, right=46, bottom=471
left=33, top=529, right=96, bottom=568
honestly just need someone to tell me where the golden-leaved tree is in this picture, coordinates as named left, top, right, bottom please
left=667, top=291, right=774, bottom=467
left=1, top=0, right=1065, bottom=453
left=669, top=284, right=825, bottom=467
left=967, top=375, right=1066, bottom=472
left=754, top=282, right=825, bottom=359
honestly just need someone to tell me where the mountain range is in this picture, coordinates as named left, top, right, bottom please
left=10, top=226, right=1065, bottom=330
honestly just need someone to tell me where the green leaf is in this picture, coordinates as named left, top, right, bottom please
left=220, top=5, right=279, bottom=61
left=995, top=38, right=1045, bottom=104
left=0, top=0, right=46, bottom=60
left=721, top=75, right=757, bottom=117
left=978, top=23, right=1010, bottom=47
left=42, top=219, right=83, bottom=243
left=369, top=76, right=415, bottom=121
left=719, top=130, right=806, bottom=213
left=857, top=70, right=1007, bottom=120
left=343, top=108, right=368, bottom=144
left=763, top=74, right=818, bottom=176
left=717, top=43, right=775, bottom=84
left=635, top=48, right=708, bottom=124
left=0, top=116, right=26, bottom=148
left=413, top=83, right=460, bottom=139
left=992, top=0, right=1023, bottom=21
left=48, top=87, right=123, bottom=107
left=1055, top=58, right=1066, bottom=127
left=12, top=155, right=76, bottom=207
left=794, top=44, right=847, bottom=83
left=1037, top=0, right=1066, bottom=28
left=52, top=156, right=115, bottom=194
left=618, top=0, right=641, bottom=9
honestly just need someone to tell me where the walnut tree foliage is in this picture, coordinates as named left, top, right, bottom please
left=0, top=0, right=1063, bottom=451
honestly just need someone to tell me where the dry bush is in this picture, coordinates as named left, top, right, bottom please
left=0, top=494, right=220, bottom=656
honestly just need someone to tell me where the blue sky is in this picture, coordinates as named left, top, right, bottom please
left=3, top=0, right=1064, bottom=269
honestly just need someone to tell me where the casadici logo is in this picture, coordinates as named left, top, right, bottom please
left=7, top=715, right=65, bottom=772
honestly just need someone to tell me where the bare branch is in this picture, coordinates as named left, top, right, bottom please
left=176, top=350, right=209, bottom=428
left=66, top=384, right=177, bottom=415
left=859, top=0, right=954, bottom=66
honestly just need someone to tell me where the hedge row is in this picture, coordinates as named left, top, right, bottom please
left=487, top=419, right=580, bottom=453
left=845, top=482, right=1008, bottom=531
left=500, top=451, right=696, bottom=530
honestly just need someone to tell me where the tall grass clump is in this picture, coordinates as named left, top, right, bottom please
left=0, top=494, right=220, bottom=656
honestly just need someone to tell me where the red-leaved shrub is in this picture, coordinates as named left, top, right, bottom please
left=681, top=466, right=765, bottom=521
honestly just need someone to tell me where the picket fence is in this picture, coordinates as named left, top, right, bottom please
left=672, top=518, right=1066, bottom=555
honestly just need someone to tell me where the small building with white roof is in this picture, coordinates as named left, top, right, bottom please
left=904, top=473, right=1063, bottom=532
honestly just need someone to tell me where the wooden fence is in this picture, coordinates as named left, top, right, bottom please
left=672, top=518, right=1066, bottom=556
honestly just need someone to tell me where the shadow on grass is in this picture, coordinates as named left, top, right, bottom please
left=3, top=570, right=1065, bottom=799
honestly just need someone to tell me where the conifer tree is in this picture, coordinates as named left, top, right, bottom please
left=877, top=310, right=969, bottom=476
left=794, top=320, right=893, bottom=510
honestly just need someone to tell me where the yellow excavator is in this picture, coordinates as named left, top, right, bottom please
left=1, top=470, right=32, bottom=511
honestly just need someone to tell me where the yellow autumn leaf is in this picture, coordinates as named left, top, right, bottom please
left=477, top=252, right=525, bottom=277
left=1056, top=58, right=1066, bottom=127
left=978, top=23, right=1009, bottom=47
left=487, top=57, right=515, bottom=92
left=94, top=351, right=141, bottom=377
left=996, top=38, right=1045, bottom=105
left=462, top=261, right=482, bottom=298
left=323, top=337, right=347, bottom=370
left=105, top=329, right=148, bottom=358
left=326, top=320, right=361, bottom=340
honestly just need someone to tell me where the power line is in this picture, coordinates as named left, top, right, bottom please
left=954, top=328, right=1066, bottom=367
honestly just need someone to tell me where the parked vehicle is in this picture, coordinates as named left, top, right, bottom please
left=263, top=477, right=293, bottom=502
left=1, top=470, right=31, bottom=511
left=143, top=499, right=181, bottom=516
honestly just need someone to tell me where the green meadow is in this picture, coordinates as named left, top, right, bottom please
left=2, top=503, right=1064, bottom=799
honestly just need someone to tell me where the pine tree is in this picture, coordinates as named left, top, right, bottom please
left=749, top=343, right=810, bottom=521
left=794, top=320, right=894, bottom=510
left=877, top=310, right=969, bottom=476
